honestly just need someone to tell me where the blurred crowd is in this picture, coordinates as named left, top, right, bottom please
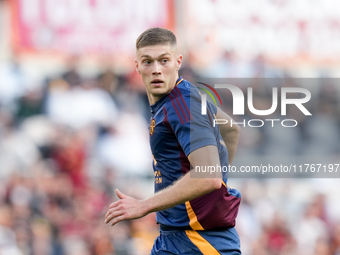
left=0, top=55, right=160, bottom=255
left=0, top=51, right=340, bottom=255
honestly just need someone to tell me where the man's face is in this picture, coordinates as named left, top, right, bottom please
left=135, top=44, right=182, bottom=104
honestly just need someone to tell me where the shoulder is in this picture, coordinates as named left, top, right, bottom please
left=165, top=79, right=201, bottom=107
left=176, top=79, right=201, bottom=100
left=163, top=79, right=200, bottom=125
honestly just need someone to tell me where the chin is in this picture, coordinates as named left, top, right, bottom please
left=151, top=91, right=167, bottom=97
left=151, top=89, right=169, bottom=97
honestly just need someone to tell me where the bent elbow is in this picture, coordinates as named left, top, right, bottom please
left=213, top=178, right=223, bottom=190
left=233, top=123, right=241, bottom=134
left=207, top=178, right=222, bottom=191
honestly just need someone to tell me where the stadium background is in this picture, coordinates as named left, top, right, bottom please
left=0, top=0, right=340, bottom=254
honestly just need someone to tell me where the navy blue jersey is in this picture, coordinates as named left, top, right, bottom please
left=149, top=77, right=241, bottom=230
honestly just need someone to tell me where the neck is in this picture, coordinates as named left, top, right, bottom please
left=148, top=92, right=167, bottom=105
left=148, top=75, right=180, bottom=105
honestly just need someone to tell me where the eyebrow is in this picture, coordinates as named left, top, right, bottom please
left=140, top=53, right=171, bottom=59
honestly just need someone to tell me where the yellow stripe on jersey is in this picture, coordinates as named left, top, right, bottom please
left=222, top=180, right=232, bottom=189
left=176, top=78, right=183, bottom=86
left=220, top=139, right=226, bottom=147
left=152, top=154, right=157, bottom=165
left=185, top=201, right=204, bottom=231
left=185, top=230, right=220, bottom=255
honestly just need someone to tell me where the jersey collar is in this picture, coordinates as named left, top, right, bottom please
left=175, top=76, right=183, bottom=86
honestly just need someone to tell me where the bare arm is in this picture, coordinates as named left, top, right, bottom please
left=216, top=107, right=241, bottom=164
left=104, top=145, right=222, bottom=226
left=104, top=108, right=240, bottom=226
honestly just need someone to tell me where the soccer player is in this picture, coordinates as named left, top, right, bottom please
left=105, top=27, right=242, bottom=254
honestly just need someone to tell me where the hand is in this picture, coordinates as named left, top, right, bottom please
left=104, top=189, right=149, bottom=226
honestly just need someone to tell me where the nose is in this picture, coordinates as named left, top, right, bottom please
left=152, top=61, right=161, bottom=75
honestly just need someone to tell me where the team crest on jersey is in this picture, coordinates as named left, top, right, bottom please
left=150, top=119, right=156, bottom=135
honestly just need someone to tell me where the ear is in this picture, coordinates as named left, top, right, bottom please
left=135, top=59, right=141, bottom=74
left=176, top=55, right=183, bottom=71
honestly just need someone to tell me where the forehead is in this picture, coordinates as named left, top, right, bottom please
left=136, top=44, right=176, bottom=59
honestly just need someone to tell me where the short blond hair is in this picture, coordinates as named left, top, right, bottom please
left=136, top=27, right=177, bottom=50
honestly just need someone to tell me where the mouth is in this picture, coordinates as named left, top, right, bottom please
left=151, top=79, right=164, bottom=86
